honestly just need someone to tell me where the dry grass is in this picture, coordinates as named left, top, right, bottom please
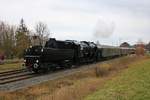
left=94, top=55, right=146, bottom=77
left=37, top=78, right=102, bottom=100
left=0, top=58, right=24, bottom=72
left=4, top=59, right=23, bottom=64
left=0, top=55, right=149, bottom=100
left=0, top=62, right=24, bottom=72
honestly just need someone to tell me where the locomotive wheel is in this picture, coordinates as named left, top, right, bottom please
left=32, top=63, right=40, bottom=73
left=66, top=62, right=72, bottom=69
left=40, top=68, right=48, bottom=73
left=49, top=67, right=57, bottom=71
left=33, top=69, right=39, bottom=73
left=61, top=61, right=72, bottom=69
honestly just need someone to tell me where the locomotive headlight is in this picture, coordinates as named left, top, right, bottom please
left=41, top=49, right=43, bottom=52
left=24, top=59, right=26, bottom=62
left=36, top=60, right=39, bottom=63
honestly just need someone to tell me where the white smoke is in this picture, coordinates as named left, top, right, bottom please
left=94, top=18, right=115, bottom=38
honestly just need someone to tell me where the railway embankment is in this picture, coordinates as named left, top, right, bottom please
left=0, top=55, right=149, bottom=100
left=85, top=56, right=150, bottom=100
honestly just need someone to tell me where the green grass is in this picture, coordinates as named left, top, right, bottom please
left=147, top=52, right=150, bottom=56
left=85, top=59, right=150, bottom=100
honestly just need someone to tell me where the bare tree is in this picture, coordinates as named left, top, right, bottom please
left=0, top=21, right=16, bottom=58
left=35, top=22, right=50, bottom=46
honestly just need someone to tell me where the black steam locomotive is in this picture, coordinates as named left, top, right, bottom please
left=24, top=38, right=135, bottom=73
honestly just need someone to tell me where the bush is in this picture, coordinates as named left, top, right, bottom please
left=136, top=46, right=145, bottom=56
left=95, top=64, right=110, bottom=77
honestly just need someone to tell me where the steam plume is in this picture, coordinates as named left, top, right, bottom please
left=94, top=19, right=115, bottom=38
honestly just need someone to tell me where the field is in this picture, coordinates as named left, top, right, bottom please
left=0, top=59, right=23, bottom=72
left=0, top=55, right=149, bottom=100
left=85, top=57, right=150, bottom=100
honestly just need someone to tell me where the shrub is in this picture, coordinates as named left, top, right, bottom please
left=95, top=64, right=110, bottom=77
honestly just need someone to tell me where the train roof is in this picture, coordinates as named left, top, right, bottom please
left=97, top=44, right=135, bottom=49
left=47, top=38, right=135, bottom=50
left=97, top=44, right=119, bottom=49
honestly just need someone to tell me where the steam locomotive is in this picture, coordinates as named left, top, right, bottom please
left=24, top=38, right=135, bottom=73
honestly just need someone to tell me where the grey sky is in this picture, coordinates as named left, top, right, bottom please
left=0, top=0, right=150, bottom=45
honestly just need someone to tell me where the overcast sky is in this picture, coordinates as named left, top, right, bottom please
left=0, top=0, right=150, bottom=45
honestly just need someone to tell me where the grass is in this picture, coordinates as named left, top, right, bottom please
left=0, top=55, right=149, bottom=100
left=0, top=59, right=24, bottom=72
left=85, top=58, right=150, bottom=100
left=4, top=58, right=23, bottom=64
left=147, top=52, right=150, bottom=56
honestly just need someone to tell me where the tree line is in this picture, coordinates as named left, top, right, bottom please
left=0, top=19, right=50, bottom=59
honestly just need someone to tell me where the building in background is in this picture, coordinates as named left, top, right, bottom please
left=145, top=42, right=150, bottom=52
left=30, top=35, right=40, bottom=46
left=120, top=42, right=130, bottom=47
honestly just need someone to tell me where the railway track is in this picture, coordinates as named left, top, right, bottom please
left=0, top=69, right=36, bottom=85
left=0, top=56, right=127, bottom=85
left=0, top=69, right=27, bottom=77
